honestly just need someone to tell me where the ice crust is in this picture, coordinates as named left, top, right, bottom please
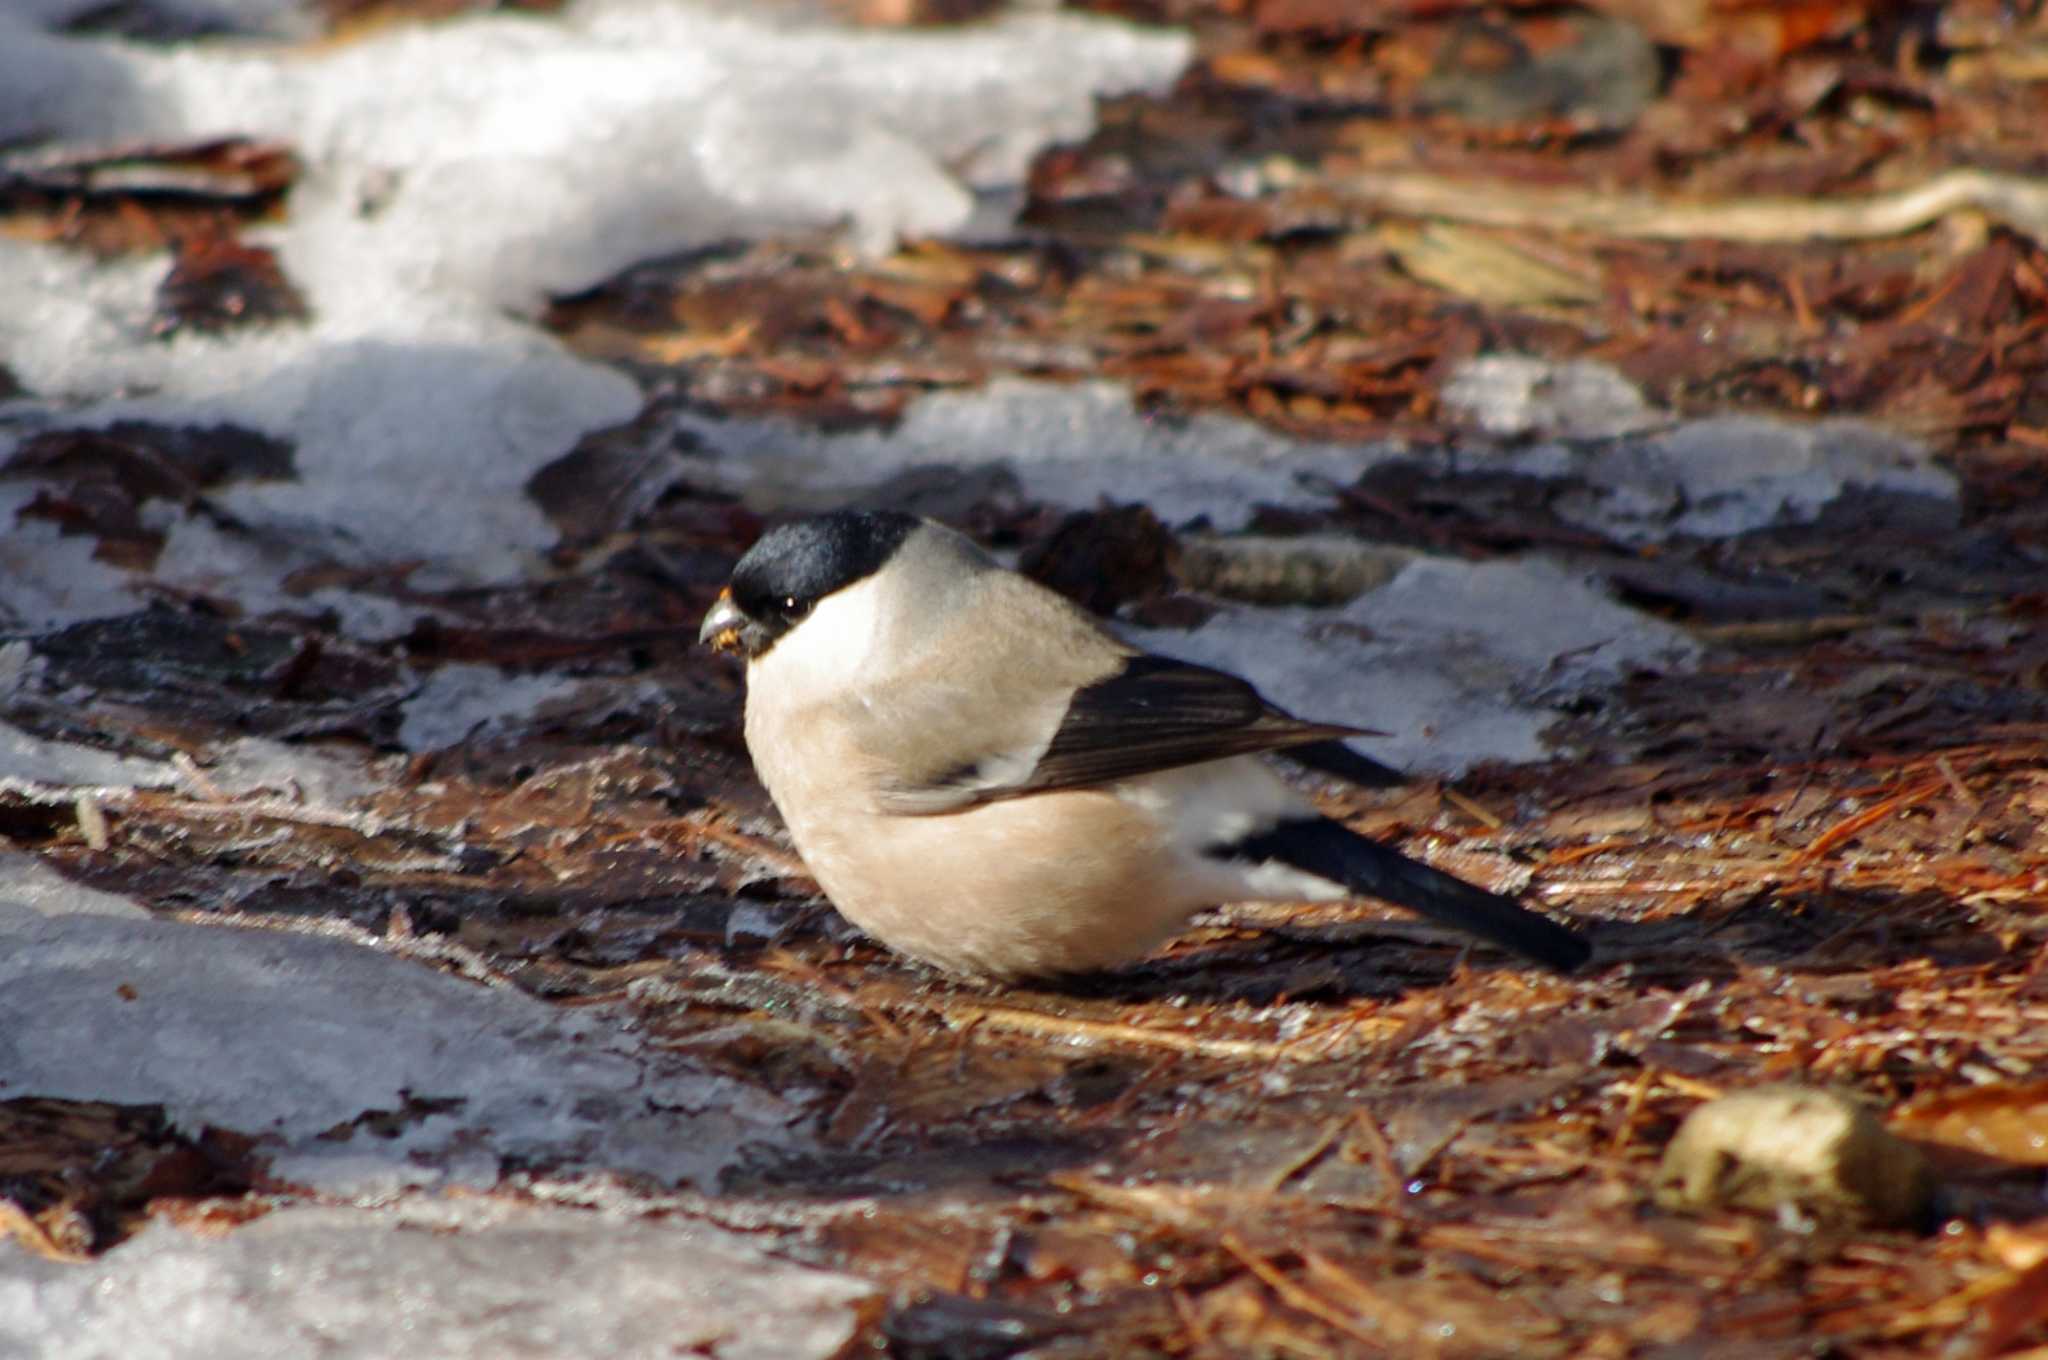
left=0, top=1200, right=876, bottom=1360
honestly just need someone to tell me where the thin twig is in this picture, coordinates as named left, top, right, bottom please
left=1220, top=1232, right=1389, bottom=1351
left=1793, top=776, right=1949, bottom=866
left=935, top=1003, right=1311, bottom=1062
left=1348, top=167, right=2048, bottom=246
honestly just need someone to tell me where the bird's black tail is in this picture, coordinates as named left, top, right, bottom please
left=1233, top=817, right=1591, bottom=972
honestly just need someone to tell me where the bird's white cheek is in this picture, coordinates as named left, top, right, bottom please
left=746, top=574, right=889, bottom=707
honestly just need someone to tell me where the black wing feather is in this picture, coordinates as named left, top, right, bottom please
left=999, top=655, right=1368, bottom=797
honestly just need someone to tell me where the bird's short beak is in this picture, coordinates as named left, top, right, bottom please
left=698, top=587, right=746, bottom=654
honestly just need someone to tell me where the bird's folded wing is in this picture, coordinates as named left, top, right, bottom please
left=873, top=654, right=1369, bottom=814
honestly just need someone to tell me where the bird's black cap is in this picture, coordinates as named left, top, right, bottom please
left=726, top=509, right=922, bottom=644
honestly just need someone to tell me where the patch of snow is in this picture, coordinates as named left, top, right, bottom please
left=1541, top=415, right=1958, bottom=542
left=1135, top=556, right=1700, bottom=775
left=0, top=1199, right=874, bottom=1360
left=0, top=0, right=1191, bottom=584
left=396, top=663, right=588, bottom=754
left=0, top=483, right=142, bottom=631
left=0, top=719, right=180, bottom=794
left=671, top=376, right=1398, bottom=529
left=0, top=904, right=807, bottom=1192
left=1439, top=358, right=1958, bottom=542
left=200, top=735, right=384, bottom=805
left=395, top=669, right=675, bottom=754
left=1441, top=355, right=1666, bottom=440
left=0, top=852, right=151, bottom=920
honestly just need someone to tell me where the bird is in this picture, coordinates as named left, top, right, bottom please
left=698, top=509, right=1592, bottom=981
